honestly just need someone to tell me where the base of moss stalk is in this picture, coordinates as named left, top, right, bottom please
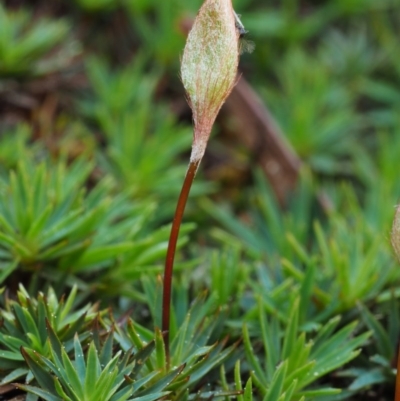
left=395, top=345, right=400, bottom=401
left=162, top=158, right=200, bottom=364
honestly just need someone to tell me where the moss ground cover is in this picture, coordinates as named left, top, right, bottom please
left=1, top=1, right=400, bottom=400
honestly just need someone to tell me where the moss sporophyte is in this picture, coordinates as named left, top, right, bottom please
left=391, top=205, right=400, bottom=263
left=161, top=0, right=242, bottom=363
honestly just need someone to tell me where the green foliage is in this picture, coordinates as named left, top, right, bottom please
left=261, top=48, right=364, bottom=176
left=243, top=299, right=370, bottom=400
left=81, top=55, right=159, bottom=123
left=117, top=283, right=238, bottom=399
left=99, top=222, right=195, bottom=300
left=207, top=249, right=249, bottom=313
left=320, top=28, right=382, bottom=88
left=73, top=0, right=120, bottom=13
left=338, top=299, right=399, bottom=394
left=1, top=1, right=400, bottom=400
left=18, top=332, right=177, bottom=401
left=1, top=285, right=226, bottom=401
left=360, top=131, right=400, bottom=234
left=204, top=168, right=397, bottom=319
left=230, top=361, right=253, bottom=401
left=283, top=214, right=393, bottom=314
left=0, top=4, right=74, bottom=77
left=121, top=322, right=237, bottom=400
left=362, top=74, right=400, bottom=129
left=241, top=4, right=332, bottom=45
left=0, top=284, right=98, bottom=383
left=0, top=125, right=42, bottom=173
left=0, top=158, right=124, bottom=280
left=202, top=170, right=315, bottom=261
left=0, top=157, right=188, bottom=297
left=124, top=0, right=197, bottom=67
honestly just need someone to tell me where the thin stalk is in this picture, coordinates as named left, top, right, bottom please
left=162, top=159, right=200, bottom=365
left=395, top=344, right=400, bottom=401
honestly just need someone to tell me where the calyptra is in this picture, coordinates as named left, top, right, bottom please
left=181, top=0, right=240, bottom=165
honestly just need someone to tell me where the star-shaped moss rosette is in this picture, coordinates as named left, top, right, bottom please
left=161, top=0, right=240, bottom=362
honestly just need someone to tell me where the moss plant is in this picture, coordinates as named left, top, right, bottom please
left=161, top=0, right=240, bottom=362
left=3, top=1, right=400, bottom=399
